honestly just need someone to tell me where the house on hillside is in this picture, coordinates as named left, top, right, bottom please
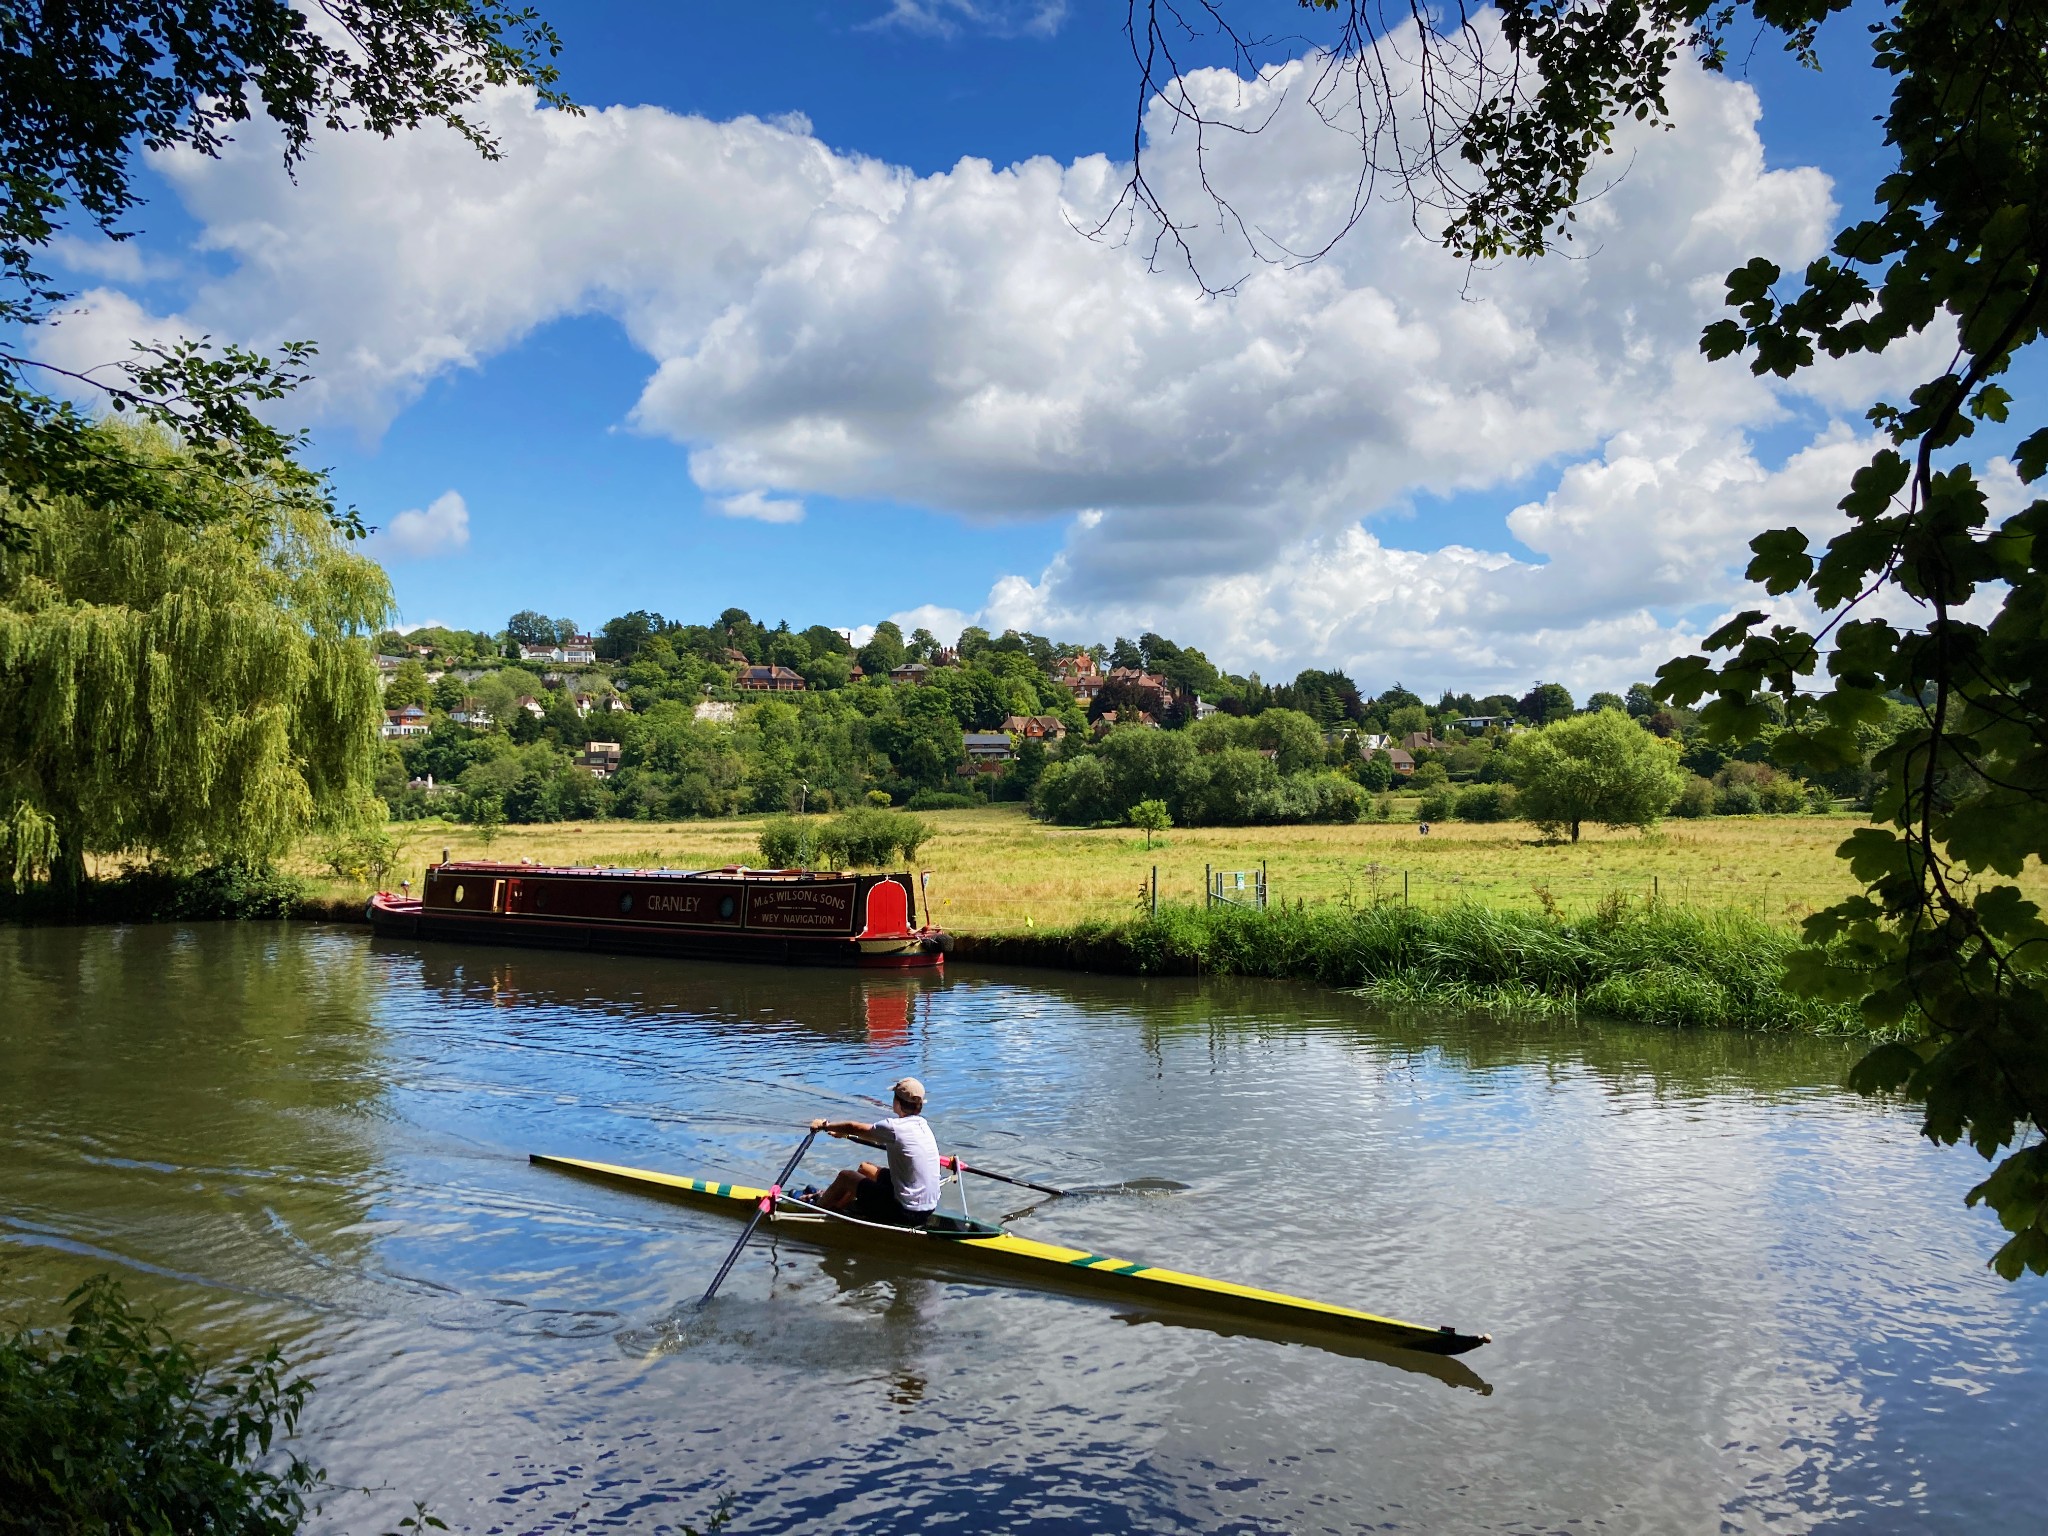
left=889, top=662, right=931, bottom=685
left=1401, top=731, right=1439, bottom=754
left=1454, top=715, right=1512, bottom=733
left=447, top=701, right=493, bottom=728
left=515, top=695, right=546, bottom=719
left=519, top=635, right=598, bottom=665
left=1385, top=748, right=1416, bottom=775
left=1053, top=654, right=1104, bottom=704
left=1092, top=709, right=1158, bottom=737
left=963, top=732, right=1014, bottom=763
left=1107, top=667, right=1178, bottom=714
left=380, top=704, right=429, bottom=739
left=735, top=664, right=806, bottom=692
left=1001, top=714, right=1066, bottom=742
left=579, top=741, right=622, bottom=777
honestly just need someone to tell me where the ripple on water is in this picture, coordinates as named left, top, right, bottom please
left=0, top=925, right=2042, bottom=1534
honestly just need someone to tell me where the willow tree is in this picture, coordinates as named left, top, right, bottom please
left=0, top=426, right=391, bottom=891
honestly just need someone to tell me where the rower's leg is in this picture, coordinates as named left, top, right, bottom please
left=819, top=1171, right=868, bottom=1220
left=817, top=1165, right=875, bottom=1211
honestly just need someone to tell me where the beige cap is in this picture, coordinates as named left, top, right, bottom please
left=892, top=1077, right=927, bottom=1106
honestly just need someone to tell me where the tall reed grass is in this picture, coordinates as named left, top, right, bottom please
left=1047, top=900, right=1868, bottom=1034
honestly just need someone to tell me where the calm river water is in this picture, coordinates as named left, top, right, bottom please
left=2, top=924, right=2043, bottom=1533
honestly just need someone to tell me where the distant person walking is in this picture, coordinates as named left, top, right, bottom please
left=809, top=1077, right=940, bottom=1228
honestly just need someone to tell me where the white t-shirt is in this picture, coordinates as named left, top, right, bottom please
left=872, top=1113, right=940, bottom=1212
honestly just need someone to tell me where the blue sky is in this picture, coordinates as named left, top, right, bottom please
left=39, top=1, right=2026, bottom=694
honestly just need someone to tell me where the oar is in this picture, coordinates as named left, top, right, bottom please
left=940, top=1155, right=1068, bottom=1197
left=698, top=1128, right=816, bottom=1307
left=939, top=1156, right=1186, bottom=1199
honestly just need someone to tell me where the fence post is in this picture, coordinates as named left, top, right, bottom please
left=1261, top=859, right=1268, bottom=912
left=1205, top=863, right=1211, bottom=910
left=1653, top=874, right=1659, bottom=904
left=1151, top=865, right=1157, bottom=917
left=1403, top=870, right=1410, bottom=906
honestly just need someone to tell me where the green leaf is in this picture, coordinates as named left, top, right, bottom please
left=1701, top=611, right=1766, bottom=651
left=2014, top=427, right=2048, bottom=484
left=1746, top=527, right=1813, bottom=594
left=1848, top=1040, right=1925, bottom=1096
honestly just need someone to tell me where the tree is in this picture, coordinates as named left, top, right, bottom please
left=1507, top=709, right=1685, bottom=844
left=598, top=609, right=667, bottom=662
left=0, top=2, right=569, bottom=551
left=1585, top=691, right=1626, bottom=716
left=1518, top=682, right=1576, bottom=726
left=1124, top=0, right=2048, bottom=1277
left=1250, top=708, right=1326, bottom=773
left=858, top=620, right=907, bottom=676
left=1625, top=683, right=1658, bottom=719
left=1, top=424, right=390, bottom=891
left=1128, top=797, right=1172, bottom=848
left=385, top=658, right=431, bottom=710
left=505, top=610, right=558, bottom=649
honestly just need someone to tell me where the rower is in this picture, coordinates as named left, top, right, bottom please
left=808, top=1077, right=940, bottom=1228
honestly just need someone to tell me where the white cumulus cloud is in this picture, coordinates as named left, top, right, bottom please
left=33, top=15, right=1955, bottom=689
left=713, top=489, right=806, bottom=524
left=375, top=490, right=471, bottom=558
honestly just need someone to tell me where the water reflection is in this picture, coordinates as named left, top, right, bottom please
left=1, top=924, right=2042, bottom=1534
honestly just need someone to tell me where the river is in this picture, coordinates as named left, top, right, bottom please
left=1, top=923, right=2042, bottom=1533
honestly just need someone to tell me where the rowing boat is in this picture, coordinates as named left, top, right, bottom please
left=531, top=1152, right=1490, bottom=1359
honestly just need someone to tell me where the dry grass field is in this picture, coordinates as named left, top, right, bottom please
left=299, top=802, right=1965, bottom=933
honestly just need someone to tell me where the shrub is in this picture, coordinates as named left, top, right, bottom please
left=1454, top=782, right=1519, bottom=822
left=756, top=815, right=818, bottom=868
left=815, top=808, right=931, bottom=867
left=905, top=790, right=981, bottom=811
left=1670, top=774, right=1717, bottom=818
left=866, top=789, right=895, bottom=808
left=1757, top=775, right=1811, bottom=814
left=1715, top=782, right=1762, bottom=815
left=0, top=1277, right=322, bottom=1535
left=1417, top=787, right=1457, bottom=823
left=321, top=828, right=397, bottom=887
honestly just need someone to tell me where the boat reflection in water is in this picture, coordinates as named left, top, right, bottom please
left=391, top=939, right=949, bottom=1047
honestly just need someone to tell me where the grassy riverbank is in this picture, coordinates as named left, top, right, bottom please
left=305, top=802, right=1907, bottom=930
left=958, top=900, right=1871, bottom=1034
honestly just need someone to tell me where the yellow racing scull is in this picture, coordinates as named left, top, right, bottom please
left=532, top=1152, right=1490, bottom=1359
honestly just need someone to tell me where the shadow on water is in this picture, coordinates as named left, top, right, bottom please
left=618, top=1236, right=1491, bottom=1395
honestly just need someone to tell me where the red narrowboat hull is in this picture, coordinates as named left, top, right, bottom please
left=366, top=862, right=948, bottom=970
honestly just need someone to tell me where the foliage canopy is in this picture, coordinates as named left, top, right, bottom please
left=0, top=425, right=390, bottom=889
left=1507, top=709, right=1685, bottom=842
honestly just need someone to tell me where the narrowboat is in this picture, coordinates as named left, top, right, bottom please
left=366, top=861, right=949, bottom=969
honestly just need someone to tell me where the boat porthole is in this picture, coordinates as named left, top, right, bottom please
left=620, top=894, right=634, bottom=914
left=719, top=895, right=736, bottom=919
left=453, top=884, right=465, bottom=904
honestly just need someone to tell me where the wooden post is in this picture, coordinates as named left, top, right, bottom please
left=1404, top=870, right=1410, bottom=906
left=1261, top=859, right=1267, bottom=911
left=1205, top=863, right=1211, bottom=909
left=1151, top=865, right=1157, bottom=917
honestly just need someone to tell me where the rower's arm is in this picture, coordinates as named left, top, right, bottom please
left=810, top=1117, right=876, bottom=1140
